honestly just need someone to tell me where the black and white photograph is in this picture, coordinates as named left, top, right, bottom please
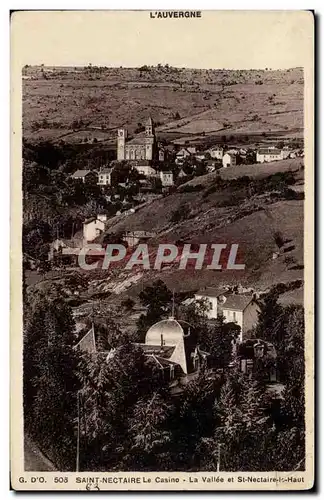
left=11, top=9, right=314, bottom=490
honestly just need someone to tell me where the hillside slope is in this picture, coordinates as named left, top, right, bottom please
left=23, top=66, right=303, bottom=143
left=103, top=161, right=304, bottom=294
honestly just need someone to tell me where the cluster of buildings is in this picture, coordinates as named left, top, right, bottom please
left=70, top=118, right=303, bottom=190
left=175, top=144, right=302, bottom=170
left=74, top=302, right=277, bottom=388
left=71, top=118, right=174, bottom=188
left=71, top=166, right=174, bottom=189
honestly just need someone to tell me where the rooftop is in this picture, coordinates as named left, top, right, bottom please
left=195, top=287, right=223, bottom=298
left=71, top=169, right=93, bottom=178
left=74, top=327, right=96, bottom=354
left=127, top=135, right=153, bottom=145
left=145, top=116, right=153, bottom=126
left=99, top=168, right=113, bottom=174
left=177, top=147, right=196, bottom=155
left=83, top=216, right=97, bottom=225
left=221, top=294, right=254, bottom=311
left=145, top=317, right=192, bottom=344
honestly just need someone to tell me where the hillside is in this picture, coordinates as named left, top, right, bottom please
left=101, top=159, right=304, bottom=295
left=25, top=160, right=305, bottom=328
left=22, top=65, right=303, bottom=145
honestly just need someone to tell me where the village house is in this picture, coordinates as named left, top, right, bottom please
left=97, top=167, right=113, bottom=186
left=83, top=214, right=107, bottom=243
left=123, top=230, right=156, bottom=247
left=218, top=294, right=260, bottom=341
left=194, top=289, right=259, bottom=340
left=282, top=146, right=291, bottom=159
left=233, top=338, right=277, bottom=382
left=222, top=152, right=237, bottom=168
left=132, top=160, right=157, bottom=177
left=160, top=170, right=174, bottom=187
left=70, top=169, right=98, bottom=183
left=208, top=146, right=223, bottom=160
left=175, top=147, right=196, bottom=164
left=256, top=148, right=284, bottom=163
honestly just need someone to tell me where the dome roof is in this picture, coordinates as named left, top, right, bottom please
left=145, top=318, right=185, bottom=346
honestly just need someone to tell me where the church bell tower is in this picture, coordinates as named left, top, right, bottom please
left=117, top=128, right=126, bottom=161
left=145, top=117, right=154, bottom=137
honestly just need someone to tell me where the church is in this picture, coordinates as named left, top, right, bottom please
left=117, top=117, right=164, bottom=165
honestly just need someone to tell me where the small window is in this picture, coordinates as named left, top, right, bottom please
left=233, top=311, right=236, bottom=322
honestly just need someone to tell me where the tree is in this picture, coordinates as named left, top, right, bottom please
left=136, top=280, right=172, bottom=340
left=200, top=373, right=275, bottom=472
left=125, top=393, right=174, bottom=470
left=76, top=344, right=167, bottom=471
left=255, top=292, right=283, bottom=344
left=199, top=316, right=240, bottom=369
left=24, top=297, right=80, bottom=469
left=172, top=371, right=223, bottom=470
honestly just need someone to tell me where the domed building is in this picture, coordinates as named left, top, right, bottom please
left=136, top=317, right=210, bottom=381
left=74, top=316, right=210, bottom=384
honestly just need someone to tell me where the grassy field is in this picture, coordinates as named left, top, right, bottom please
left=23, top=65, right=303, bottom=144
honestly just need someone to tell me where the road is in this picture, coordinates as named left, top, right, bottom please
left=24, top=435, right=57, bottom=471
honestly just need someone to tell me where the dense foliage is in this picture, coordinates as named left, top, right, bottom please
left=23, top=281, right=305, bottom=472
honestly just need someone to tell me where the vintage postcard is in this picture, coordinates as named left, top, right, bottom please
left=11, top=10, right=314, bottom=491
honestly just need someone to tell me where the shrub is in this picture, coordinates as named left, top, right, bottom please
left=122, top=298, right=135, bottom=310
left=179, top=184, right=203, bottom=193
left=170, top=203, right=190, bottom=223
left=274, top=231, right=285, bottom=249
left=202, top=185, right=217, bottom=198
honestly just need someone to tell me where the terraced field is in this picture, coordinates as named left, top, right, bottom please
left=22, top=65, right=303, bottom=144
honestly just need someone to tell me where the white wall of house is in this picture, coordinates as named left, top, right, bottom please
left=98, top=172, right=111, bottom=185
left=222, top=153, right=236, bottom=168
left=83, top=219, right=105, bottom=242
left=222, top=302, right=260, bottom=341
left=256, top=151, right=284, bottom=163
left=210, top=148, right=223, bottom=160
left=160, top=171, right=174, bottom=186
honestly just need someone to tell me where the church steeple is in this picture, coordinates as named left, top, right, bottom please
left=145, top=116, right=154, bottom=137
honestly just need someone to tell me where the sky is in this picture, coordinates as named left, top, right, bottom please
left=11, top=10, right=313, bottom=69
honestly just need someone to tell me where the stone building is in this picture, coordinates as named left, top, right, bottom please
left=117, top=117, right=163, bottom=163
